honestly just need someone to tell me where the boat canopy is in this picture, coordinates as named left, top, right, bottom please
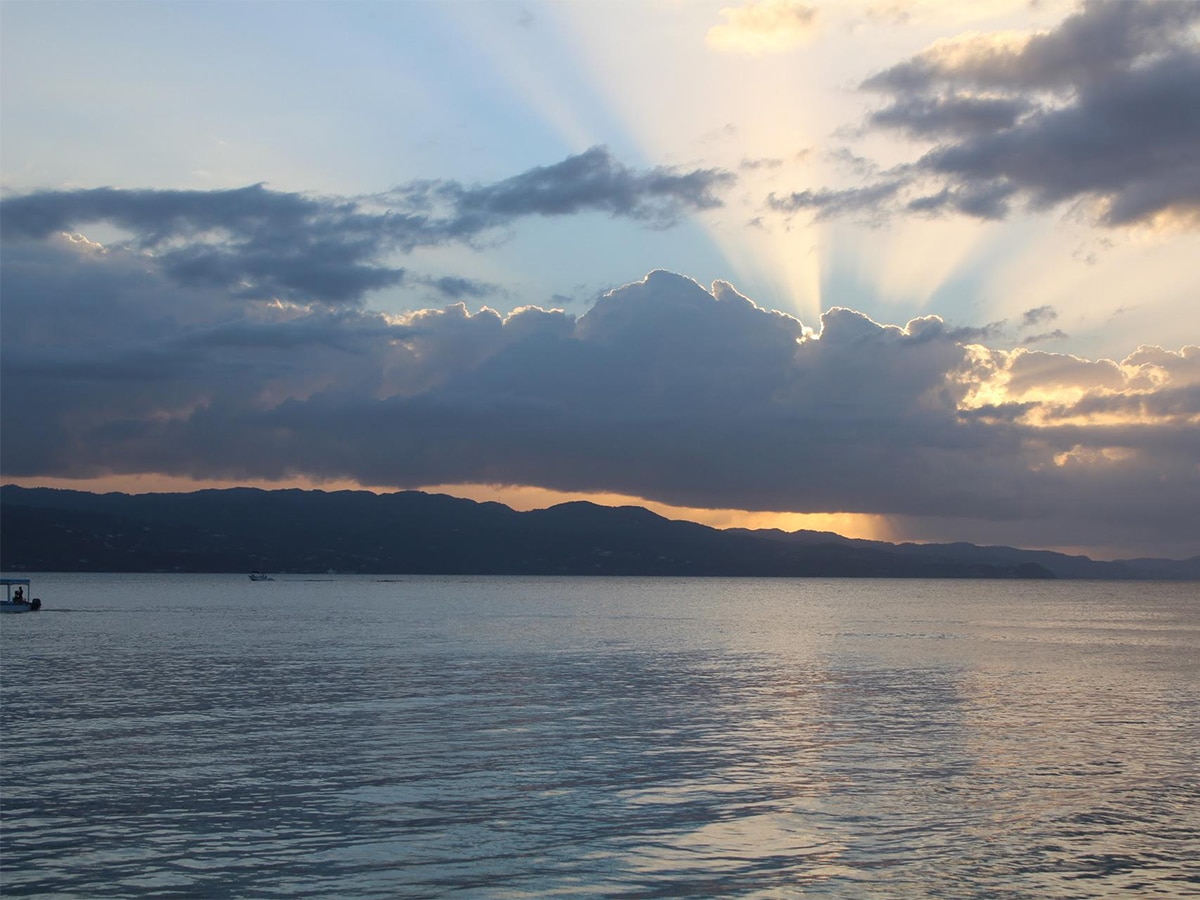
left=3, top=577, right=33, bottom=603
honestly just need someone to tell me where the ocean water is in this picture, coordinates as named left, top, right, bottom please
left=1, top=574, right=1198, bottom=898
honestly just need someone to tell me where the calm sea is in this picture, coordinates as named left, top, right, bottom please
left=1, top=575, right=1198, bottom=898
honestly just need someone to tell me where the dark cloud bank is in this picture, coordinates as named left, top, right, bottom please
left=0, top=146, right=732, bottom=306
left=2, top=206, right=1197, bottom=555
left=772, top=0, right=1200, bottom=228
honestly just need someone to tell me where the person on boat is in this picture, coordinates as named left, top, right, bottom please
left=13, top=586, right=23, bottom=602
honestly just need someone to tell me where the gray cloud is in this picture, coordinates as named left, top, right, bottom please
left=1017, top=306, right=1067, bottom=344
left=0, top=184, right=410, bottom=305
left=788, top=1, right=1200, bottom=229
left=0, top=183, right=319, bottom=242
left=767, top=180, right=904, bottom=220
left=941, top=319, right=1008, bottom=343
left=0, top=183, right=414, bottom=306
left=0, top=147, right=734, bottom=305
left=905, top=180, right=1017, bottom=220
left=863, top=0, right=1200, bottom=94
left=917, top=49, right=1200, bottom=225
left=1021, top=330, right=1069, bottom=346
left=1021, top=305, right=1058, bottom=328
left=869, top=94, right=1031, bottom=139
left=3, top=241, right=1196, bottom=557
left=394, top=146, right=734, bottom=234
left=418, top=275, right=500, bottom=301
left=740, top=156, right=785, bottom=171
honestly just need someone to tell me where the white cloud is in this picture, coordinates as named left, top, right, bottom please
left=707, top=1, right=819, bottom=55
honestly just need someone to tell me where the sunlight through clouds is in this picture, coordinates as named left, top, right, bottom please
left=444, top=5, right=600, bottom=155
left=2, top=0, right=1198, bottom=559
left=544, top=2, right=847, bottom=319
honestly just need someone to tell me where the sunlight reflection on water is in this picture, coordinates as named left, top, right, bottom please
left=1, top=575, right=1198, bottom=897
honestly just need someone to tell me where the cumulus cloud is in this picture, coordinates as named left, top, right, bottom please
left=1003, top=349, right=1125, bottom=397
left=2, top=239, right=1196, bottom=556
left=707, top=0, right=819, bottom=55
left=780, top=0, right=1200, bottom=229
left=0, top=147, right=734, bottom=306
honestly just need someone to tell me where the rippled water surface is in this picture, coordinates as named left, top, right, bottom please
left=2, top=575, right=1198, bottom=897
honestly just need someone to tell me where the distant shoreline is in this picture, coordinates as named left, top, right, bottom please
left=4, top=485, right=1197, bottom=581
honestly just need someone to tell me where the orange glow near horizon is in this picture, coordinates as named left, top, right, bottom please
left=416, top=483, right=895, bottom=541
left=2, top=474, right=894, bottom=541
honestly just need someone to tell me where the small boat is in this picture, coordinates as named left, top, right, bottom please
left=248, top=572, right=275, bottom=582
left=1, top=578, right=42, bottom=613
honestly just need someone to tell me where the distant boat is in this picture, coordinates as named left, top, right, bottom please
left=1, top=577, right=42, bottom=613
left=248, top=573, right=275, bottom=582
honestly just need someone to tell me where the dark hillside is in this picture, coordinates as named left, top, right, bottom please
left=3, top=485, right=1193, bottom=578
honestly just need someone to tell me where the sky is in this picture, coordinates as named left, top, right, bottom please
left=2, top=0, right=1198, bottom=560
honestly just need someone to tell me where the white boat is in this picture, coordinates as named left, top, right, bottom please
left=1, top=578, right=42, bottom=613
left=248, top=572, right=275, bottom=582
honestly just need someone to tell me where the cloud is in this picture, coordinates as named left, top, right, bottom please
left=740, top=156, right=785, bottom=171
left=1021, top=330, right=1069, bottom=346
left=0, top=148, right=734, bottom=305
left=768, top=180, right=905, bottom=221
left=707, top=0, right=819, bottom=55
left=786, top=1, right=1200, bottom=229
left=1003, top=349, right=1125, bottom=397
left=864, top=1, right=1198, bottom=92
left=3, top=244, right=1197, bottom=556
left=1021, top=305, right=1057, bottom=328
left=0, top=184, right=409, bottom=305
left=418, top=275, right=500, bottom=301
left=869, top=93, right=1032, bottom=139
left=1016, top=306, right=1067, bottom=344
left=393, top=146, right=734, bottom=233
